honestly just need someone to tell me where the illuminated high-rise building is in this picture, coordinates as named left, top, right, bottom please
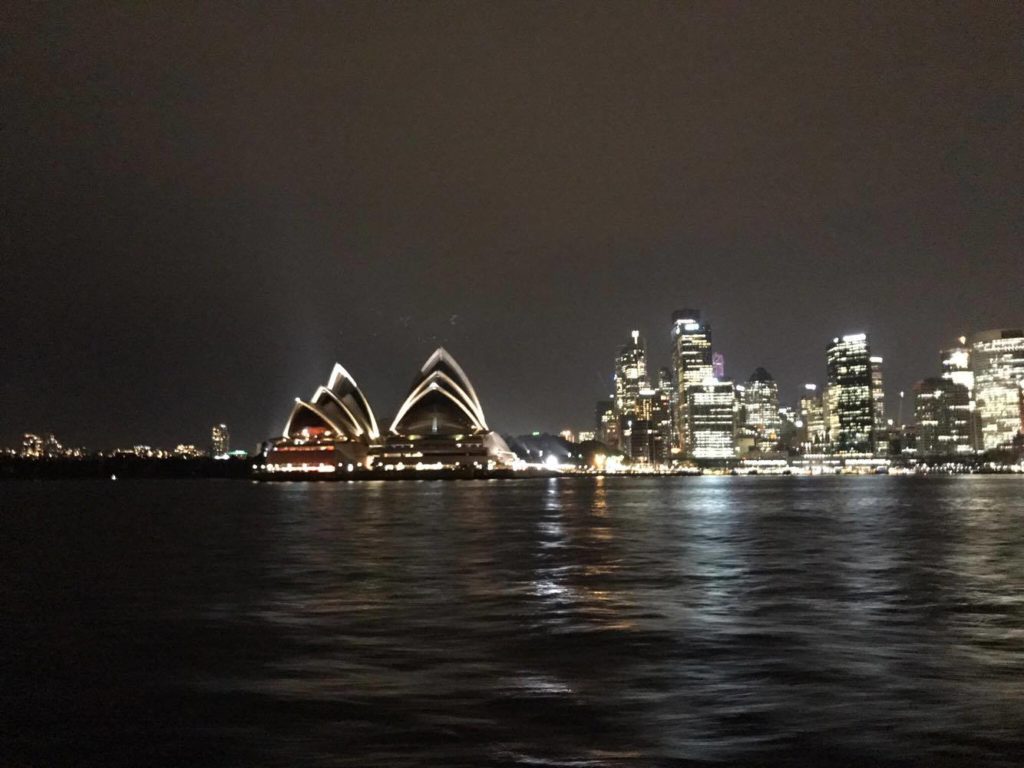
left=211, top=424, right=230, bottom=456
left=913, top=378, right=974, bottom=457
left=798, top=384, right=826, bottom=451
left=614, top=330, right=647, bottom=418
left=940, top=337, right=981, bottom=450
left=657, top=367, right=676, bottom=451
left=941, top=338, right=974, bottom=392
left=741, top=367, right=781, bottom=452
left=826, top=333, right=874, bottom=454
left=634, top=385, right=672, bottom=465
left=869, top=356, right=886, bottom=453
left=687, top=380, right=737, bottom=461
left=970, top=329, right=1024, bottom=451
left=671, top=309, right=713, bottom=454
left=613, top=330, right=648, bottom=459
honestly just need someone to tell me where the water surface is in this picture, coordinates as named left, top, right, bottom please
left=2, top=477, right=1023, bottom=766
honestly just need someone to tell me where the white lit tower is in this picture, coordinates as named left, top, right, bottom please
left=671, top=309, right=713, bottom=455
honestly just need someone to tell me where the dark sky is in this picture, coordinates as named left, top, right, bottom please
left=4, top=2, right=1022, bottom=450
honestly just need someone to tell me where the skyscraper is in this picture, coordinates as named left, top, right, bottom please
left=741, top=367, right=781, bottom=453
left=913, top=378, right=974, bottom=457
left=687, top=380, right=737, bottom=461
left=670, top=309, right=713, bottom=454
left=826, top=333, right=874, bottom=454
left=940, top=337, right=982, bottom=451
left=799, top=384, right=826, bottom=451
left=869, top=356, right=886, bottom=453
left=614, top=330, right=647, bottom=419
left=211, top=424, right=230, bottom=456
left=970, top=329, right=1024, bottom=451
left=613, top=330, right=648, bottom=459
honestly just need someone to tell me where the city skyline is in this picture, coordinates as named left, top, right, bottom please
left=4, top=4, right=1023, bottom=449
left=7, top=318, right=1022, bottom=461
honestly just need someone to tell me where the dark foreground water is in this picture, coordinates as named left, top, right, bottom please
left=2, top=477, right=1023, bottom=766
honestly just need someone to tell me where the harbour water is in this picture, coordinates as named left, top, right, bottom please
left=2, top=476, right=1023, bottom=766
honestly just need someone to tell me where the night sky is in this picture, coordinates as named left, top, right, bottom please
left=4, top=3, right=1022, bottom=450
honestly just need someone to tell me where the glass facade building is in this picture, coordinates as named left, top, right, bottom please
left=688, top=380, right=737, bottom=461
left=913, top=377, right=974, bottom=457
left=826, top=333, right=875, bottom=454
left=741, top=367, right=781, bottom=452
left=671, top=309, right=713, bottom=454
left=970, top=329, right=1024, bottom=451
left=799, top=384, right=826, bottom=451
left=613, top=330, right=647, bottom=418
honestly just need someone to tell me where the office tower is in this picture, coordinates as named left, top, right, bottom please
left=869, top=356, right=887, bottom=453
left=688, top=380, right=737, bottom=460
left=941, top=338, right=974, bottom=392
left=742, top=367, right=781, bottom=452
left=657, top=367, right=676, bottom=451
left=614, top=330, right=647, bottom=418
left=940, top=337, right=982, bottom=450
left=671, top=309, right=713, bottom=454
left=970, top=329, right=1024, bottom=451
left=776, top=407, right=801, bottom=453
left=913, top=378, right=974, bottom=457
left=211, top=424, right=230, bottom=456
left=826, top=333, right=875, bottom=454
left=595, top=399, right=619, bottom=449
left=613, top=330, right=648, bottom=459
left=799, top=384, right=827, bottom=450
left=637, top=384, right=673, bottom=465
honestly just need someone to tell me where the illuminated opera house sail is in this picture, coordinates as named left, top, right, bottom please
left=375, top=348, right=515, bottom=469
left=265, top=364, right=380, bottom=472
left=264, top=348, right=514, bottom=473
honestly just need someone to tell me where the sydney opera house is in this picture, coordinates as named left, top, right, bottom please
left=263, top=348, right=515, bottom=474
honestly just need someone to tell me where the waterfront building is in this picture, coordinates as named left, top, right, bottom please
left=799, top=384, right=827, bottom=451
left=671, top=309, right=713, bottom=453
left=940, top=337, right=982, bottom=451
left=825, top=333, right=875, bottom=454
left=970, top=329, right=1024, bottom=450
left=687, top=380, right=737, bottom=461
left=741, top=367, right=781, bottom=452
left=266, top=362, right=380, bottom=471
left=374, top=348, right=515, bottom=469
left=656, top=367, right=676, bottom=451
left=913, top=378, right=974, bottom=457
left=211, top=424, right=230, bottom=456
left=577, top=430, right=596, bottom=443
left=777, top=407, right=801, bottom=453
left=174, top=444, right=204, bottom=458
left=870, top=356, right=886, bottom=453
left=635, top=385, right=672, bottom=465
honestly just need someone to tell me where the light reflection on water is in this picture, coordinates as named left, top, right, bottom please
left=1, top=476, right=1023, bottom=766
